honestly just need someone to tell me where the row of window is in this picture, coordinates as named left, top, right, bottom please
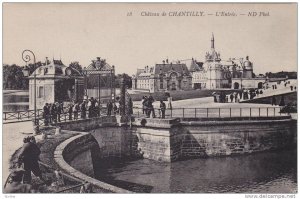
left=193, top=73, right=207, bottom=79
left=138, top=80, right=150, bottom=83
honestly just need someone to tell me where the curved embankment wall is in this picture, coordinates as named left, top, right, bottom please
left=54, top=130, right=133, bottom=193
left=54, top=116, right=296, bottom=191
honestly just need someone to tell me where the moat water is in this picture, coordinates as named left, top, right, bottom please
left=95, top=149, right=297, bottom=193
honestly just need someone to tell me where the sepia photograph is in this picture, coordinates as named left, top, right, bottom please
left=1, top=2, right=298, bottom=197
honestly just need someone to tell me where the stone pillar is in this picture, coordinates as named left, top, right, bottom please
left=118, top=74, right=130, bottom=124
left=119, top=74, right=126, bottom=116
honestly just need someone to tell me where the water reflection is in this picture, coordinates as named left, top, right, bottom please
left=95, top=149, right=297, bottom=193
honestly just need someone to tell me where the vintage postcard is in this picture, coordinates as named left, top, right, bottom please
left=2, top=2, right=297, bottom=198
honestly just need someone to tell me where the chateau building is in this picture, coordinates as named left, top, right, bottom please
left=132, top=34, right=266, bottom=92
left=192, top=34, right=266, bottom=90
left=132, top=60, right=193, bottom=92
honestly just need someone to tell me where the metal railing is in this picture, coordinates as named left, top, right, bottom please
left=37, top=107, right=109, bottom=127
left=132, top=106, right=287, bottom=119
left=3, top=106, right=109, bottom=124
left=3, top=109, right=42, bottom=122
left=3, top=106, right=289, bottom=125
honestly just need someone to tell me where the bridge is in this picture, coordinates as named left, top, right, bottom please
left=3, top=105, right=288, bottom=127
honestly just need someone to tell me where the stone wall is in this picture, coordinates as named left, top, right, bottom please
left=170, top=119, right=295, bottom=161
left=132, top=117, right=296, bottom=162
left=57, top=116, right=296, bottom=164
left=54, top=132, right=133, bottom=193
left=58, top=133, right=99, bottom=177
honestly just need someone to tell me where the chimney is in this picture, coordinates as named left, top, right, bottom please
left=97, top=57, right=101, bottom=61
left=163, top=60, right=165, bottom=65
left=166, top=59, right=169, bottom=64
left=45, top=57, right=49, bottom=65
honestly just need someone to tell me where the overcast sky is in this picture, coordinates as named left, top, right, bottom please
left=3, top=3, right=297, bottom=75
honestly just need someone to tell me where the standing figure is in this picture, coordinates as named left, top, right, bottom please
left=42, top=103, right=50, bottom=126
left=113, top=103, right=118, bottom=115
left=107, top=101, right=113, bottom=116
left=213, top=95, right=217, bottom=103
left=271, top=95, right=276, bottom=106
left=256, top=90, right=259, bottom=97
left=148, top=96, right=156, bottom=118
left=17, top=136, right=46, bottom=184
left=56, top=102, right=63, bottom=122
left=73, top=102, right=79, bottom=120
left=142, top=96, right=148, bottom=114
left=115, top=101, right=120, bottom=115
left=279, top=95, right=285, bottom=106
left=167, top=95, right=173, bottom=110
left=90, top=97, right=96, bottom=117
left=230, top=93, right=234, bottom=103
left=95, top=100, right=100, bottom=117
left=68, top=103, right=73, bottom=120
left=160, top=100, right=166, bottom=119
left=127, top=98, right=133, bottom=115
left=47, top=104, right=52, bottom=123
left=50, top=103, right=57, bottom=124
left=81, top=101, right=87, bottom=119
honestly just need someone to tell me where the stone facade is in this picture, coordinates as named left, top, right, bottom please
left=132, top=63, right=193, bottom=92
left=192, top=34, right=266, bottom=90
left=29, top=58, right=84, bottom=109
left=133, top=117, right=295, bottom=162
left=57, top=116, right=295, bottom=163
left=170, top=119, right=295, bottom=160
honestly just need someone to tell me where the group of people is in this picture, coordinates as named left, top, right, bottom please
left=67, top=97, right=101, bottom=120
left=106, top=100, right=120, bottom=116
left=42, top=97, right=103, bottom=124
left=42, top=96, right=137, bottom=124
left=142, top=95, right=167, bottom=119
left=214, top=89, right=264, bottom=103
left=42, top=102, right=64, bottom=125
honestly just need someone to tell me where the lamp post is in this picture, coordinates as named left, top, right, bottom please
left=209, top=66, right=212, bottom=90
left=22, top=49, right=39, bottom=134
left=240, top=67, right=243, bottom=90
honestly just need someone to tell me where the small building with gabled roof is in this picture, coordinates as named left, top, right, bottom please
left=28, top=57, right=84, bottom=109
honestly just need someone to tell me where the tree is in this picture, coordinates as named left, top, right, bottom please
left=3, top=64, right=24, bottom=89
left=3, top=61, right=43, bottom=90
left=114, top=74, right=132, bottom=89
left=69, top=62, right=83, bottom=73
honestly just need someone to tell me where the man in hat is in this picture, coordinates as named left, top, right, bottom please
left=17, top=136, right=46, bottom=184
left=43, top=103, right=50, bottom=126
left=4, top=169, right=35, bottom=193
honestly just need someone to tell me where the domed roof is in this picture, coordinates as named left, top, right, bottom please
left=243, top=56, right=253, bottom=70
left=30, top=59, right=82, bottom=78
